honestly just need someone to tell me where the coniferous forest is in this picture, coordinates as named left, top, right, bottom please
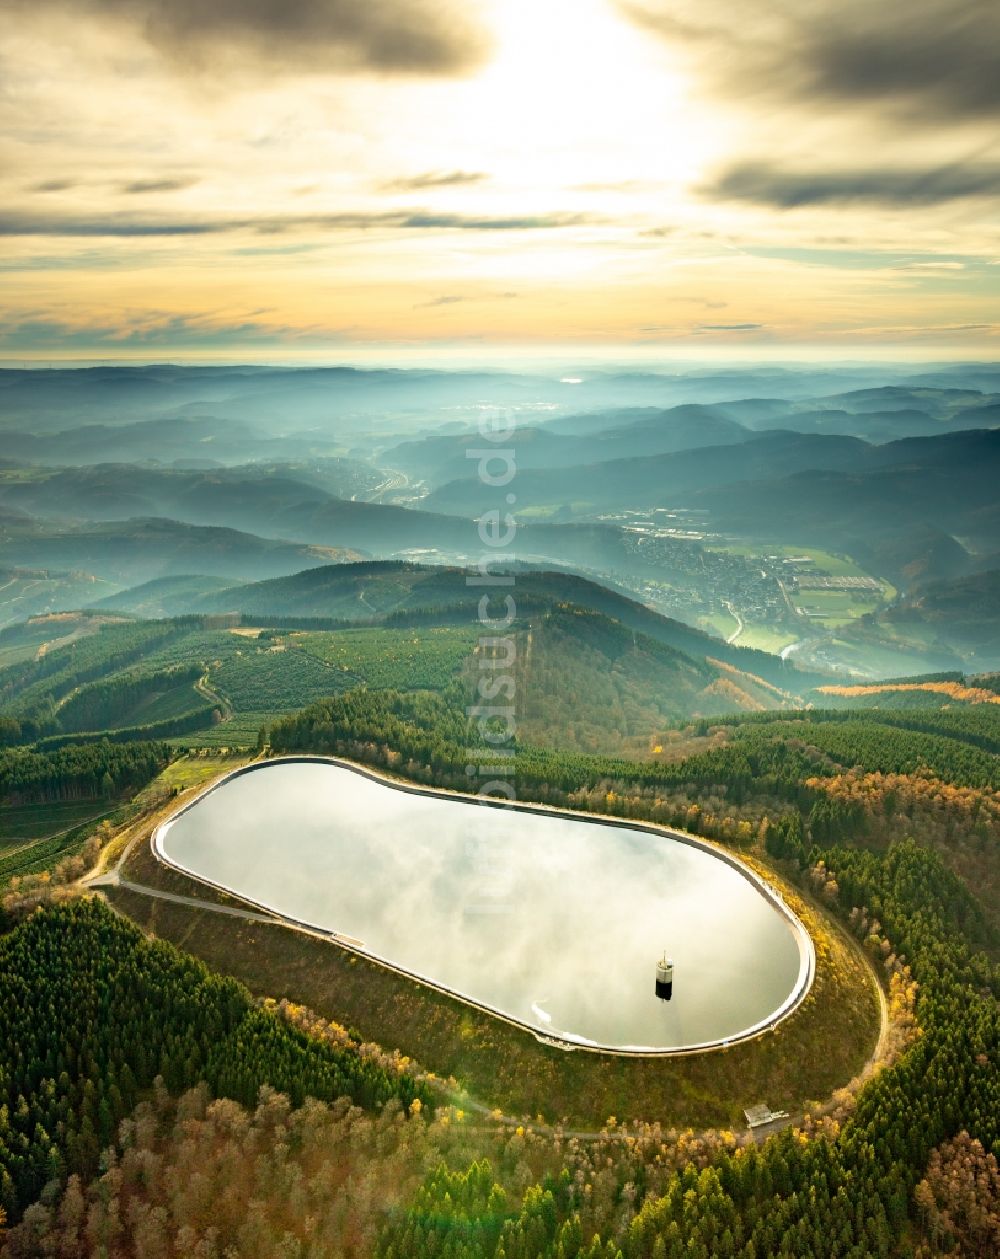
left=3, top=16, right=1000, bottom=1239
left=0, top=900, right=428, bottom=1224
left=0, top=673, right=995, bottom=1256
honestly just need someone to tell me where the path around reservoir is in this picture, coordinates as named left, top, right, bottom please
left=83, top=768, right=890, bottom=1147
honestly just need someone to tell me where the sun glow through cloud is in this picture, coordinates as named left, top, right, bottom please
left=0, top=0, right=996, bottom=358
left=473, top=0, right=703, bottom=196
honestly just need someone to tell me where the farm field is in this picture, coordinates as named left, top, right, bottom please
left=151, top=752, right=248, bottom=795
left=699, top=542, right=895, bottom=647
left=732, top=625, right=799, bottom=653
left=697, top=610, right=740, bottom=641
left=712, top=543, right=874, bottom=579
left=814, top=631, right=963, bottom=679
left=791, top=587, right=884, bottom=629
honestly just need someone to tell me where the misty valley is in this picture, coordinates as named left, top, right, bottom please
left=2, top=362, right=999, bottom=683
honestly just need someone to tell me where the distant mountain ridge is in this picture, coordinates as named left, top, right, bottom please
left=421, top=428, right=873, bottom=515
left=387, top=405, right=752, bottom=487
left=0, top=462, right=757, bottom=587
left=3, top=364, right=999, bottom=686
left=0, top=514, right=356, bottom=586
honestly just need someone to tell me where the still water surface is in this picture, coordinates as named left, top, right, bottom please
left=157, top=760, right=808, bottom=1051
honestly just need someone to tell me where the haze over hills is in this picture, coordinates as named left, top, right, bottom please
left=0, top=416, right=391, bottom=483
left=0, top=567, right=118, bottom=624
left=422, top=429, right=872, bottom=513
left=422, top=425, right=999, bottom=515
left=6, top=421, right=998, bottom=560
left=385, top=405, right=753, bottom=486
left=0, top=513, right=357, bottom=589
left=1, top=363, right=998, bottom=680
left=829, top=568, right=1000, bottom=673
left=412, top=425, right=1000, bottom=592
left=0, top=472, right=678, bottom=586
left=3, top=363, right=998, bottom=448
left=689, top=430, right=1000, bottom=579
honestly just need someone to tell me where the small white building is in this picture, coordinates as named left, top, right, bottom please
left=744, top=1103, right=790, bottom=1129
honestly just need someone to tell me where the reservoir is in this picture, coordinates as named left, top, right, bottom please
left=155, top=759, right=812, bottom=1053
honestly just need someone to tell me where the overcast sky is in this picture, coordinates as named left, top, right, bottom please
left=1, top=0, right=998, bottom=359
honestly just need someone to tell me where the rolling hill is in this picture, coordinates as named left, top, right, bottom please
left=0, top=567, right=118, bottom=629
left=89, top=575, right=239, bottom=618
left=421, top=430, right=872, bottom=516
left=0, top=514, right=357, bottom=586
left=121, top=560, right=830, bottom=691
left=841, top=569, right=1000, bottom=672
left=515, top=605, right=795, bottom=753
left=0, top=462, right=746, bottom=586
left=0, top=417, right=386, bottom=480
left=688, top=429, right=1000, bottom=585
left=387, top=405, right=752, bottom=487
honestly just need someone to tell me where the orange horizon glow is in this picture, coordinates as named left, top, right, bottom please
left=1, top=0, right=997, bottom=358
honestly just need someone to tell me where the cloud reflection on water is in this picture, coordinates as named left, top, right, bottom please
left=161, top=761, right=803, bottom=1050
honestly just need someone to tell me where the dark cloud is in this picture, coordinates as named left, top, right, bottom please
left=851, top=321, right=995, bottom=337
left=0, top=215, right=228, bottom=237
left=0, top=210, right=592, bottom=236
left=119, top=177, right=198, bottom=194
left=30, top=179, right=76, bottom=193
left=10, top=0, right=487, bottom=75
left=697, top=322, right=763, bottom=331
left=0, top=310, right=348, bottom=349
left=382, top=170, right=487, bottom=191
left=624, top=0, right=1000, bottom=122
left=415, top=295, right=464, bottom=308
left=400, top=212, right=589, bottom=231
left=706, top=161, right=1000, bottom=207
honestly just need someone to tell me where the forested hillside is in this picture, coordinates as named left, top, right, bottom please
left=0, top=592, right=808, bottom=761
left=0, top=589, right=996, bottom=1257
left=515, top=607, right=793, bottom=753
left=0, top=743, right=169, bottom=806
left=170, top=562, right=820, bottom=690
left=262, top=694, right=1000, bottom=1258
left=0, top=900, right=428, bottom=1224
left=0, top=622, right=218, bottom=746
